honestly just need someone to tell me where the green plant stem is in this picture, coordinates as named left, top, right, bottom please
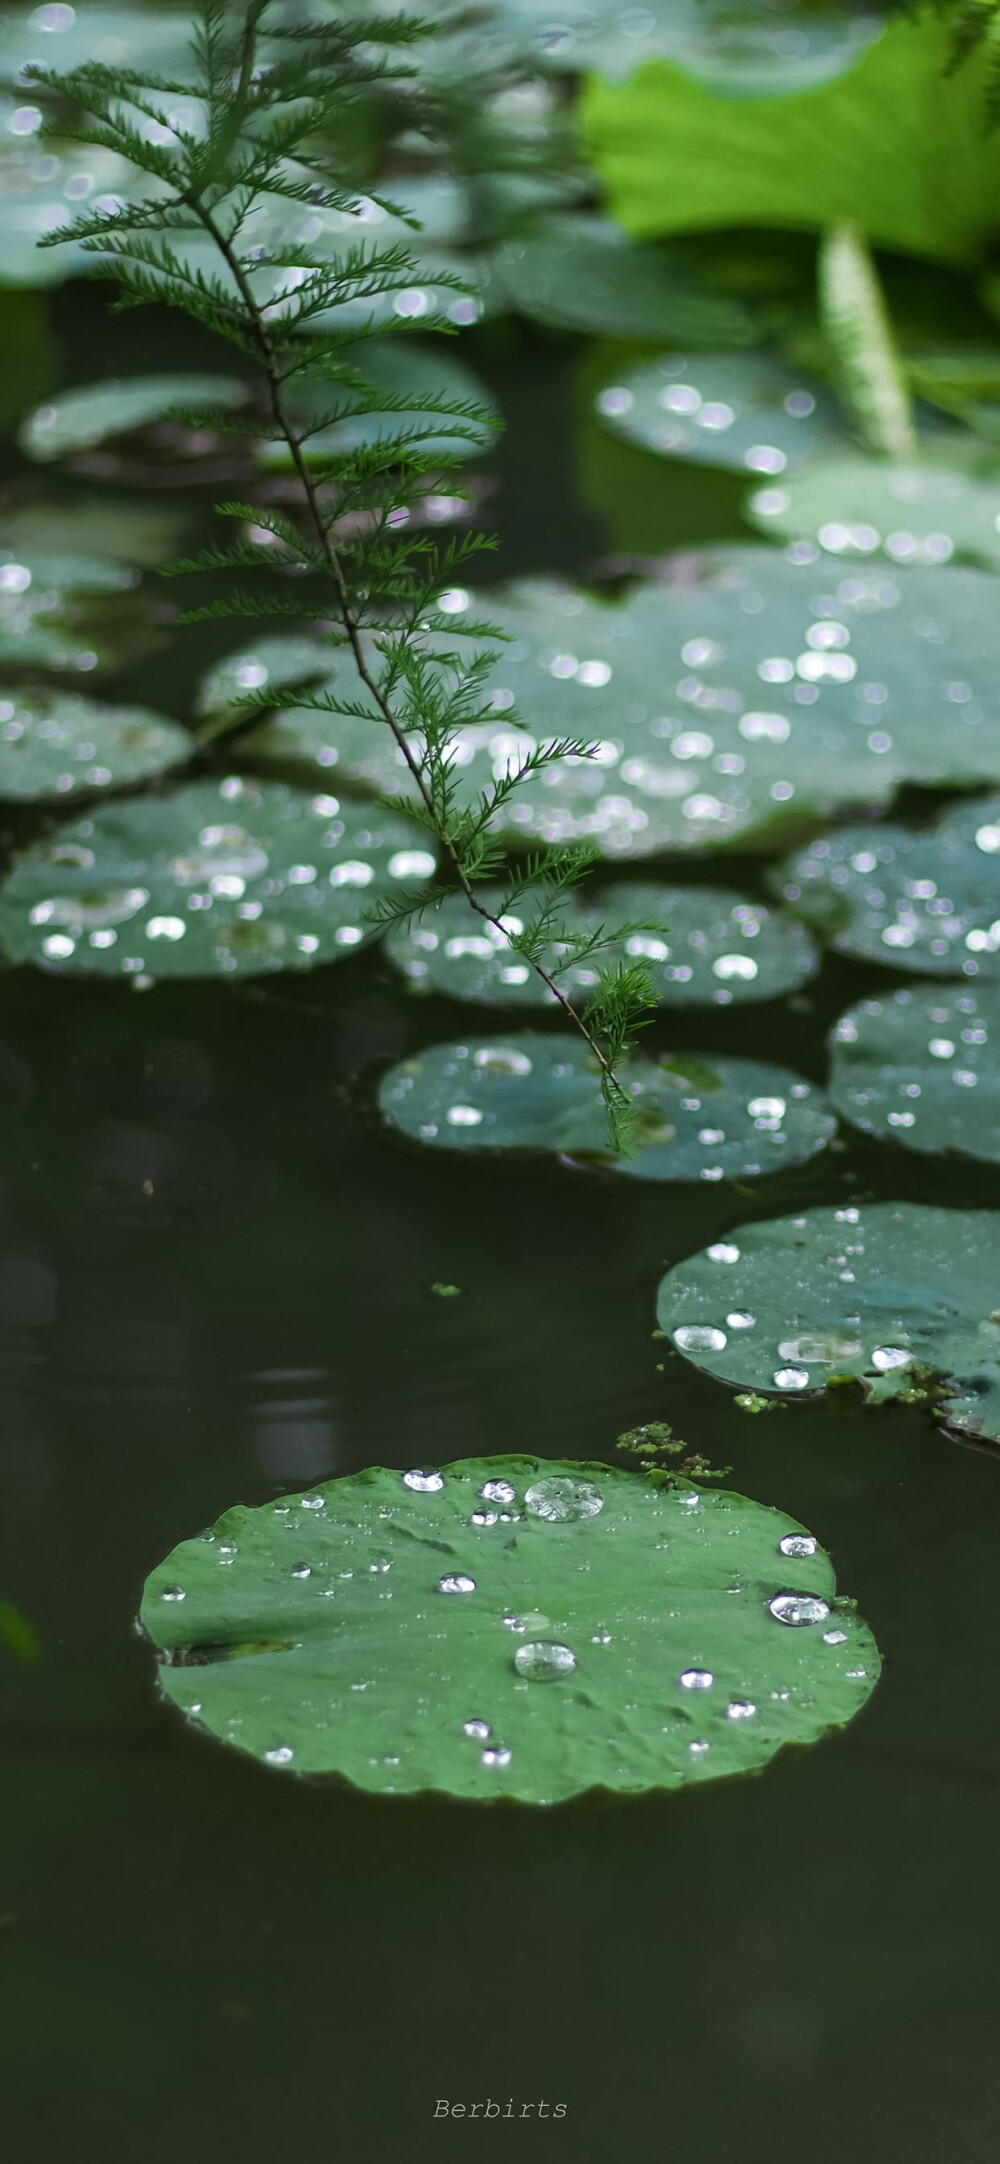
left=188, top=192, right=628, bottom=1104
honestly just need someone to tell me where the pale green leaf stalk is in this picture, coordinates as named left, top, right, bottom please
left=818, top=220, right=915, bottom=458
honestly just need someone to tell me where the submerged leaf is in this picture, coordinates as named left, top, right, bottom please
left=830, top=984, right=1000, bottom=1164
left=385, top=879, right=819, bottom=1006
left=141, top=1454, right=880, bottom=1802
left=379, top=1033, right=833, bottom=1180
left=0, top=687, right=190, bottom=801
left=659, top=1203, right=1000, bottom=1443
left=0, top=776, right=436, bottom=979
left=775, top=796, right=1000, bottom=977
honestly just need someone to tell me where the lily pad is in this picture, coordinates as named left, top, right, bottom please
left=196, top=635, right=335, bottom=722
left=18, top=373, right=249, bottom=463
left=479, top=0, right=883, bottom=92
left=0, top=544, right=135, bottom=670
left=0, top=775, right=436, bottom=979
left=0, top=6, right=191, bottom=87
left=829, top=984, right=1000, bottom=1164
left=385, top=879, right=819, bottom=1006
left=0, top=686, right=191, bottom=801
left=246, top=551, right=1000, bottom=857
left=596, top=351, right=839, bottom=475
left=0, top=130, right=152, bottom=288
left=775, top=796, right=1000, bottom=977
left=479, top=218, right=757, bottom=342
left=658, top=1203, right=1000, bottom=1444
left=746, top=441, right=1000, bottom=569
left=379, top=1034, right=833, bottom=1180
left=269, top=341, right=498, bottom=467
left=140, top=1453, right=880, bottom=1802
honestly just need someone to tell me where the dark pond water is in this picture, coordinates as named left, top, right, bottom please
left=3, top=281, right=1000, bottom=2163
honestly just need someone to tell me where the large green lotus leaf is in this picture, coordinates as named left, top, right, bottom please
left=584, top=16, right=1000, bottom=266
left=246, top=553, right=1000, bottom=857
left=0, top=545, right=135, bottom=670
left=385, top=879, right=819, bottom=1006
left=197, top=634, right=334, bottom=722
left=658, top=1203, right=1000, bottom=1444
left=379, top=1033, right=833, bottom=1180
left=0, top=131, right=153, bottom=287
left=775, top=796, right=1000, bottom=978
left=595, top=351, right=839, bottom=475
left=471, top=0, right=883, bottom=92
left=265, top=341, right=498, bottom=467
left=477, top=217, right=757, bottom=342
left=746, top=441, right=1000, bottom=568
left=18, top=373, right=249, bottom=463
left=0, top=775, right=436, bottom=979
left=0, top=686, right=190, bottom=801
left=140, top=1453, right=879, bottom=1802
left=829, top=984, right=1000, bottom=1164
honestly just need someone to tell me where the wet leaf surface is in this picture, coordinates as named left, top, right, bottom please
left=775, top=795, right=1000, bottom=977
left=829, top=983, right=1000, bottom=1164
left=596, top=350, right=840, bottom=475
left=0, top=686, right=191, bottom=800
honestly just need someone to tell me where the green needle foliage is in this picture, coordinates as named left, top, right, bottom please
left=27, top=0, right=651, bottom=1146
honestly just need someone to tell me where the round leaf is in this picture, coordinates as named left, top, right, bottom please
left=246, top=552, right=1000, bottom=857
left=829, top=983, right=1000, bottom=1164
left=379, top=1033, right=833, bottom=1180
left=596, top=351, right=839, bottom=475
left=0, top=686, right=191, bottom=801
left=0, top=544, right=135, bottom=671
left=19, top=373, right=249, bottom=462
left=0, top=775, right=436, bottom=979
left=478, top=0, right=882, bottom=92
left=270, top=341, right=497, bottom=466
left=481, top=218, right=757, bottom=342
left=746, top=441, right=1000, bottom=569
left=140, top=1453, right=880, bottom=1803
left=658, top=1203, right=1000, bottom=1444
left=385, top=879, right=819, bottom=1007
left=775, top=795, right=1000, bottom=977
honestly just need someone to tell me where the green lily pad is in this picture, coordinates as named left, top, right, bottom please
left=658, top=1203, right=1000, bottom=1444
left=197, top=635, right=334, bottom=722
left=0, top=686, right=190, bottom=801
left=746, top=441, right=1000, bottom=569
left=0, top=130, right=152, bottom=288
left=482, top=0, right=883, bottom=92
left=478, top=217, right=757, bottom=342
left=379, top=1034, right=833, bottom=1180
left=246, top=551, right=1000, bottom=856
left=0, top=7, right=191, bottom=87
left=0, top=775, right=436, bottom=979
left=18, top=373, right=249, bottom=463
left=829, top=984, right=1000, bottom=1164
left=140, top=1452, right=880, bottom=1802
left=775, top=796, right=1000, bottom=977
left=268, top=341, right=497, bottom=467
left=385, top=879, right=819, bottom=1006
left=0, top=544, right=135, bottom=670
left=596, top=351, right=840, bottom=475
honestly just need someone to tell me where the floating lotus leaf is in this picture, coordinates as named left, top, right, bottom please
left=658, top=1203, right=1000, bottom=1444
left=140, top=1453, right=880, bottom=1802
left=596, top=351, right=839, bottom=475
left=18, top=373, right=249, bottom=462
left=0, top=132, right=153, bottom=288
left=379, top=1033, right=833, bottom=1180
left=0, top=545, right=135, bottom=670
left=385, top=879, right=818, bottom=1006
left=775, top=796, right=1000, bottom=977
left=478, top=0, right=882, bottom=92
left=0, top=775, right=436, bottom=979
left=244, top=552, right=1000, bottom=857
left=747, top=442, right=1000, bottom=569
left=197, top=635, right=334, bottom=721
left=478, top=218, right=757, bottom=342
left=0, top=687, right=190, bottom=801
left=829, top=984, right=1000, bottom=1164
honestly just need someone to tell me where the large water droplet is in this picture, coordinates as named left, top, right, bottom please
left=779, top=1534, right=817, bottom=1558
left=160, top=1585, right=185, bottom=1602
left=514, top=1641, right=577, bottom=1681
left=438, top=1573, right=476, bottom=1595
left=480, top=1477, right=516, bottom=1504
left=402, top=1469, right=444, bottom=1493
left=524, top=1476, right=604, bottom=1523
left=463, top=1718, right=492, bottom=1740
left=679, top=1667, right=714, bottom=1690
left=769, top=1593, right=831, bottom=1626
left=674, top=1324, right=727, bottom=1352
left=265, top=1745, right=294, bottom=1765
left=481, top=1745, right=512, bottom=1768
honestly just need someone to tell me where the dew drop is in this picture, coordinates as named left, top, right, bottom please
left=679, top=1667, right=714, bottom=1690
left=438, top=1573, right=476, bottom=1594
left=779, top=1534, right=817, bottom=1558
left=514, top=1641, right=577, bottom=1681
left=463, top=1718, right=492, bottom=1740
left=160, top=1585, right=186, bottom=1602
left=481, top=1745, right=512, bottom=1769
left=674, top=1324, right=727, bottom=1352
left=265, top=1745, right=294, bottom=1765
left=480, top=1477, right=516, bottom=1504
left=402, top=1469, right=444, bottom=1493
left=770, top=1593, right=831, bottom=1626
left=524, top=1476, right=603, bottom=1522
